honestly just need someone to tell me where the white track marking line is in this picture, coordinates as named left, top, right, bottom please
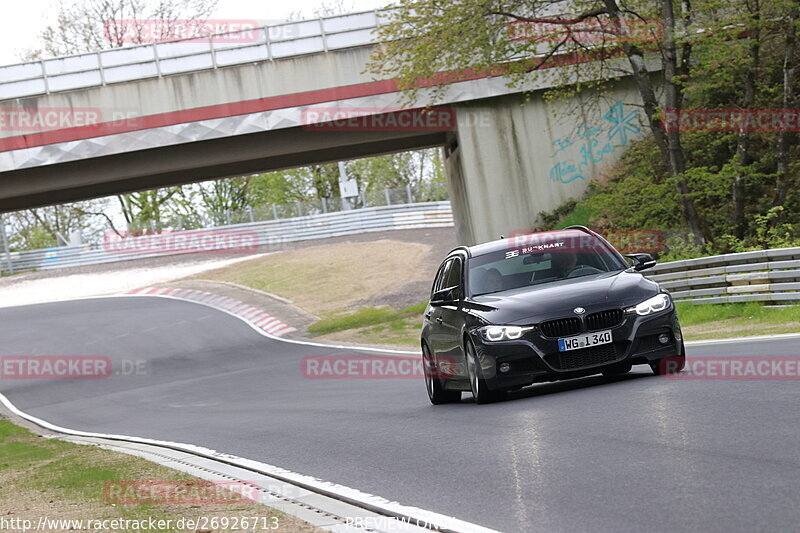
left=685, top=332, right=800, bottom=345
left=0, top=392, right=499, bottom=533
left=4, top=293, right=796, bottom=353
left=130, top=293, right=419, bottom=354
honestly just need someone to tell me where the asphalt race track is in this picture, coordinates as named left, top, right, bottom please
left=1, top=297, right=799, bottom=532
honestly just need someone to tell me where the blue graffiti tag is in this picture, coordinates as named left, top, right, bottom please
left=549, top=100, right=640, bottom=184
left=604, top=101, right=640, bottom=146
left=550, top=161, right=585, bottom=183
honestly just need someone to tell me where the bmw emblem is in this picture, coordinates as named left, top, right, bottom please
left=573, top=307, right=586, bottom=314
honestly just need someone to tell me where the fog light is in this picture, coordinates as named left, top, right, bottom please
left=658, top=333, right=671, bottom=345
left=499, top=362, right=511, bottom=373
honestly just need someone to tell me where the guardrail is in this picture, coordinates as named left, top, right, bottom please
left=0, top=9, right=388, bottom=101
left=0, top=201, right=453, bottom=274
left=648, top=247, right=800, bottom=304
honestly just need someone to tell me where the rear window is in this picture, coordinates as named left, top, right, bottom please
left=468, top=235, right=627, bottom=295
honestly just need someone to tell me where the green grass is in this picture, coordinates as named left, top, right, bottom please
left=556, top=203, right=597, bottom=229
left=0, top=421, right=58, bottom=471
left=0, top=420, right=28, bottom=438
left=0, top=441, right=55, bottom=470
left=30, top=455, right=126, bottom=500
left=309, top=301, right=800, bottom=346
left=308, top=302, right=426, bottom=336
left=676, top=302, right=800, bottom=326
left=0, top=419, right=308, bottom=532
left=676, top=302, right=800, bottom=340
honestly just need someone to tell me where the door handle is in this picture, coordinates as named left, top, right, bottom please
left=435, top=317, right=443, bottom=324
left=424, top=312, right=432, bottom=319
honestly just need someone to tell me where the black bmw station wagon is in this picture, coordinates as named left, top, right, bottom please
left=421, top=226, right=685, bottom=404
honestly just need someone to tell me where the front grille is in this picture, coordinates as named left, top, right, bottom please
left=539, top=317, right=581, bottom=338
left=551, top=343, right=619, bottom=370
left=586, top=309, right=624, bottom=331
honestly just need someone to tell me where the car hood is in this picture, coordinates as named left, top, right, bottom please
left=468, top=270, right=661, bottom=325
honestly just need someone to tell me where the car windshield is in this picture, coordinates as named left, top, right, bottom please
left=468, top=235, right=628, bottom=296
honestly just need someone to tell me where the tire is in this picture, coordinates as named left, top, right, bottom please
left=602, top=362, right=632, bottom=378
left=650, top=341, right=687, bottom=376
left=422, top=344, right=461, bottom=405
left=465, top=340, right=505, bottom=404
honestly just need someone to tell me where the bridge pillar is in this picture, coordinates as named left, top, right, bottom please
left=443, top=86, right=644, bottom=246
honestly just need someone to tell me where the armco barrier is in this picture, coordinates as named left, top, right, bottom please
left=648, top=247, right=800, bottom=304
left=1, top=201, right=453, bottom=274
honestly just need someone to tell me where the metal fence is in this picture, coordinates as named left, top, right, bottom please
left=0, top=201, right=453, bottom=274
left=648, top=247, right=800, bottom=304
left=149, top=184, right=445, bottom=232
left=0, top=9, right=388, bottom=100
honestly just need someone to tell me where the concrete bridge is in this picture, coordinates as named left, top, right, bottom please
left=0, top=10, right=648, bottom=245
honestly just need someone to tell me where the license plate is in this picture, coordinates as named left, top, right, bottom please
left=558, top=330, right=612, bottom=352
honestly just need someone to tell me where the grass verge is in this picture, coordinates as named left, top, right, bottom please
left=311, top=301, right=800, bottom=347
left=307, top=303, right=426, bottom=348
left=677, top=302, right=800, bottom=341
left=0, top=418, right=318, bottom=532
left=189, top=240, right=431, bottom=316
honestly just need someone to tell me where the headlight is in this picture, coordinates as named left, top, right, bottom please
left=627, top=293, right=671, bottom=316
left=477, top=325, right=533, bottom=342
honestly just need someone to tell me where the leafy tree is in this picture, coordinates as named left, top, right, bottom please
left=197, top=177, right=250, bottom=225
left=6, top=200, right=112, bottom=250
left=368, top=0, right=774, bottom=241
left=117, top=188, right=182, bottom=231
left=247, top=169, right=314, bottom=207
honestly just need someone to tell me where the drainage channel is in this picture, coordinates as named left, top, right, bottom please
left=57, top=435, right=432, bottom=533
left=0, top=396, right=498, bottom=533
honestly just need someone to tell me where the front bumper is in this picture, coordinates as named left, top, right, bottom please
left=471, top=308, right=684, bottom=390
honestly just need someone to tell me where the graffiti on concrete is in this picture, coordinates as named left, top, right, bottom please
left=549, top=101, right=641, bottom=184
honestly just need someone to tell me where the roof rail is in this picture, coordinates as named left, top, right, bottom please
left=563, top=225, right=594, bottom=234
left=446, top=245, right=472, bottom=258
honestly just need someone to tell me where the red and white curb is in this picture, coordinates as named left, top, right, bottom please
left=127, top=287, right=298, bottom=337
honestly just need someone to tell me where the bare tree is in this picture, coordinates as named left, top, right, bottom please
left=31, top=0, right=220, bottom=231
left=7, top=200, right=110, bottom=250
left=37, top=0, right=219, bottom=56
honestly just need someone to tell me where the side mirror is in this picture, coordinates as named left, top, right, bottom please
left=430, top=286, right=460, bottom=306
left=625, top=253, right=657, bottom=271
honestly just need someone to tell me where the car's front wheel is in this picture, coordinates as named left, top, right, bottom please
left=422, top=344, right=461, bottom=405
left=602, top=362, right=632, bottom=378
left=465, top=340, right=505, bottom=404
left=650, top=341, right=687, bottom=375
